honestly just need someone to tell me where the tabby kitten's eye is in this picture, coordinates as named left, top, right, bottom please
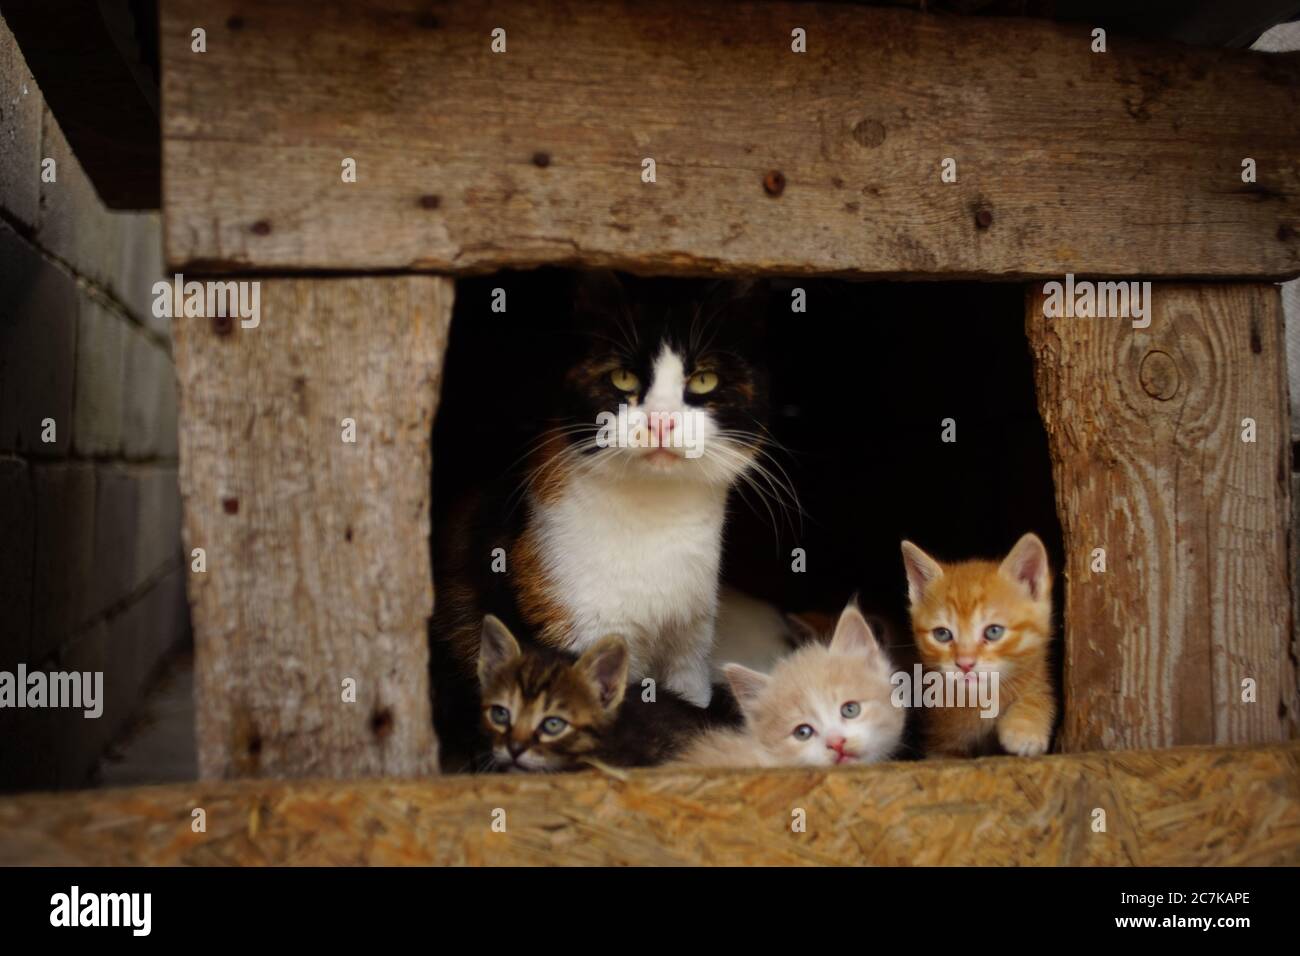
left=840, top=702, right=861, bottom=719
left=792, top=724, right=815, bottom=741
left=983, top=624, right=1005, bottom=641
left=610, top=368, right=640, bottom=393
left=488, top=705, right=510, bottom=727
left=540, top=716, right=569, bottom=736
left=686, top=370, right=718, bottom=395
left=932, top=627, right=954, bottom=643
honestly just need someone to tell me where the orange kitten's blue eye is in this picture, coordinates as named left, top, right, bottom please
left=983, top=625, right=1005, bottom=641
left=932, top=627, right=953, bottom=643
left=540, top=716, right=568, bottom=736
left=489, top=705, right=510, bottom=727
left=841, top=702, right=861, bottom=719
left=792, top=724, right=815, bottom=741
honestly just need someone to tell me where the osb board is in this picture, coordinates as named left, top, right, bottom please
left=160, top=0, right=1300, bottom=279
left=1, top=744, right=1297, bottom=865
left=172, top=276, right=453, bottom=779
left=1026, top=284, right=1298, bottom=751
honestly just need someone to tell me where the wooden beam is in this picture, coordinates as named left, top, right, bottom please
left=0, top=0, right=160, bottom=209
left=1026, top=283, right=1298, bottom=751
left=172, top=276, right=452, bottom=779
left=1, top=743, right=1297, bottom=864
left=158, top=1, right=1300, bottom=279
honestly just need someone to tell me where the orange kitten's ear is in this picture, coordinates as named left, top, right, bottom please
left=829, top=603, right=881, bottom=658
left=577, top=635, right=629, bottom=712
left=901, top=540, right=943, bottom=604
left=478, top=615, right=522, bottom=687
left=999, top=532, right=1051, bottom=601
left=723, top=663, right=770, bottom=715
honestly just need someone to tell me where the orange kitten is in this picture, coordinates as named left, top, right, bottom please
left=673, top=603, right=904, bottom=769
left=901, top=533, right=1055, bottom=757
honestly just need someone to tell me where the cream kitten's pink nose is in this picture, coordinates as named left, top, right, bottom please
left=826, top=735, right=846, bottom=753
left=956, top=658, right=977, bottom=673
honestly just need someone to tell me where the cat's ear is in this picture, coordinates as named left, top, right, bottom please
left=477, top=615, right=522, bottom=687
left=573, top=270, right=627, bottom=320
left=829, top=603, right=882, bottom=658
left=999, top=532, right=1051, bottom=602
left=901, top=540, right=944, bottom=605
left=577, top=635, right=629, bottom=712
left=723, top=662, right=771, bottom=714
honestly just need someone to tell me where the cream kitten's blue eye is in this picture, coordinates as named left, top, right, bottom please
left=488, top=705, right=510, bottom=727
left=540, top=716, right=568, bottom=736
left=792, top=724, right=815, bottom=741
left=841, top=702, right=861, bottom=719
left=983, top=625, right=1005, bottom=641
left=933, top=627, right=953, bottom=643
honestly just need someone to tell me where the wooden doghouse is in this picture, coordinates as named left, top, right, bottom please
left=4, top=0, right=1299, bottom=865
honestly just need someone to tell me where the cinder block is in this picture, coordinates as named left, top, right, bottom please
left=53, top=621, right=113, bottom=787
left=134, top=467, right=182, bottom=586
left=72, top=295, right=126, bottom=457
left=35, top=105, right=115, bottom=292
left=114, top=213, right=166, bottom=332
left=122, top=327, right=167, bottom=460
left=88, top=464, right=139, bottom=621
left=0, top=222, right=77, bottom=457
left=0, top=458, right=33, bottom=669
left=0, top=17, right=41, bottom=229
left=29, top=462, right=94, bottom=661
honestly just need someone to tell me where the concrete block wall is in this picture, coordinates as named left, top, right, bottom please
left=0, top=15, right=188, bottom=792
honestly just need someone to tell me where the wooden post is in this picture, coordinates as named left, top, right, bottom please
left=172, top=277, right=453, bottom=779
left=1026, top=283, right=1297, bottom=751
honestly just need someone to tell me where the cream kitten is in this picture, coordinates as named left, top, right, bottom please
left=674, top=603, right=904, bottom=769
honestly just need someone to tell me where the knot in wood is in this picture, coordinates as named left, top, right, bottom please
left=1139, top=349, right=1179, bottom=401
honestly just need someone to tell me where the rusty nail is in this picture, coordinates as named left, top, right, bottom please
left=532, top=152, right=551, bottom=168
left=226, top=15, right=245, bottom=30
left=222, top=497, right=239, bottom=515
left=418, top=194, right=441, bottom=210
left=250, top=219, right=272, bottom=236
left=975, top=208, right=994, bottom=229
left=763, top=170, right=786, bottom=196
left=212, top=313, right=234, bottom=336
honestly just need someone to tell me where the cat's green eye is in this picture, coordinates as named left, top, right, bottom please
left=840, top=702, right=861, bottom=719
left=932, top=627, right=954, bottom=643
left=792, top=724, right=815, bottom=741
left=686, top=370, right=719, bottom=395
left=610, top=368, right=640, bottom=393
left=540, top=716, right=569, bottom=736
left=983, top=624, right=1006, bottom=641
left=488, top=705, right=510, bottom=727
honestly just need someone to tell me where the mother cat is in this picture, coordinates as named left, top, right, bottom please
left=431, top=272, right=770, bottom=767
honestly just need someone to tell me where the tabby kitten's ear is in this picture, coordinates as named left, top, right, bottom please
left=477, top=615, right=522, bottom=687
left=576, top=635, right=630, bottom=713
left=828, top=604, right=881, bottom=658
left=901, top=540, right=944, bottom=605
left=723, top=662, right=771, bottom=717
left=999, top=532, right=1051, bottom=602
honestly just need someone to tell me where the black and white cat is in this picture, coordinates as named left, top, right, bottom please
left=431, top=272, right=771, bottom=766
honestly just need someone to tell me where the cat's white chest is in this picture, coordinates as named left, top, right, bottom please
left=533, top=476, right=726, bottom=676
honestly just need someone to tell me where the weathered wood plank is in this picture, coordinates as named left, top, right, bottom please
left=172, top=276, right=453, bottom=779
left=159, top=1, right=1300, bottom=279
left=1, top=743, right=1297, bottom=865
left=1026, top=283, right=1297, bottom=751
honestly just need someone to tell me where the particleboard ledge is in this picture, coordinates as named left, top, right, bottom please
left=2, top=743, right=1297, bottom=865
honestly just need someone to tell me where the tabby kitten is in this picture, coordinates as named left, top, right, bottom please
left=476, top=615, right=740, bottom=772
left=674, top=603, right=904, bottom=769
left=432, top=272, right=770, bottom=767
left=901, top=533, right=1055, bottom=757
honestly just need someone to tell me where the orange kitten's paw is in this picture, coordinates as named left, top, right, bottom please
left=997, top=720, right=1051, bottom=757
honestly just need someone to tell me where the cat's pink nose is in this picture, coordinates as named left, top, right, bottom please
left=653, top=415, right=675, bottom=445
left=956, top=659, right=977, bottom=673
left=826, top=736, right=846, bottom=753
